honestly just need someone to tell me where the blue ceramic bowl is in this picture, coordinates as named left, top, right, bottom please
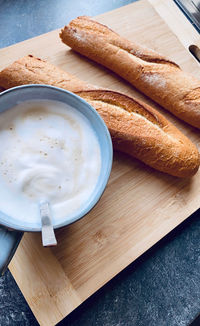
left=0, top=84, right=113, bottom=274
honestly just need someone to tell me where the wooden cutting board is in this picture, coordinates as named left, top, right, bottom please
left=1, top=0, right=200, bottom=325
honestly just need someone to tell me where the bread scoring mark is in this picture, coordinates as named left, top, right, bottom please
left=116, top=46, right=179, bottom=68
left=84, top=98, right=178, bottom=144
left=184, top=87, right=200, bottom=102
left=76, top=90, right=163, bottom=128
left=129, top=51, right=179, bottom=67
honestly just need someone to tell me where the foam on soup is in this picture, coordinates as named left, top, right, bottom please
left=0, top=100, right=101, bottom=223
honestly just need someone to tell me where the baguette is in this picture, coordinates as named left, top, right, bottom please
left=0, top=55, right=199, bottom=177
left=60, top=16, right=200, bottom=129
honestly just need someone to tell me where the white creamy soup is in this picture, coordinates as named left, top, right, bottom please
left=0, top=100, right=101, bottom=223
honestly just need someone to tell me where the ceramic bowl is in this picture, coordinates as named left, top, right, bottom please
left=0, top=84, right=113, bottom=274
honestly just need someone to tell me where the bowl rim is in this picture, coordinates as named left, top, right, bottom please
left=0, top=84, right=113, bottom=232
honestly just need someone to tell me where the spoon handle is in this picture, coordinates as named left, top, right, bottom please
left=39, top=201, right=57, bottom=247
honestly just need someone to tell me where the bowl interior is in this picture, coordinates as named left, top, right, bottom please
left=0, top=85, right=113, bottom=231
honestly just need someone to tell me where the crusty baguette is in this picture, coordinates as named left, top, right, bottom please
left=0, top=55, right=199, bottom=177
left=60, top=16, right=200, bottom=129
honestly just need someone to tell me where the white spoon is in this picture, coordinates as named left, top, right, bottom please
left=39, top=200, right=57, bottom=247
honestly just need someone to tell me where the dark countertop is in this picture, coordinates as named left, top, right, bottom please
left=0, top=1, right=200, bottom=325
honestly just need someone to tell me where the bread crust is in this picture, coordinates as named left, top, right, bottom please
left=60, top=16, right=200, bottom=129
left=0, top=55, right=199, bottom=177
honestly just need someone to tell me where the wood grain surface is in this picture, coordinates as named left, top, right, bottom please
left=0, top=0, right=200, bottom=325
